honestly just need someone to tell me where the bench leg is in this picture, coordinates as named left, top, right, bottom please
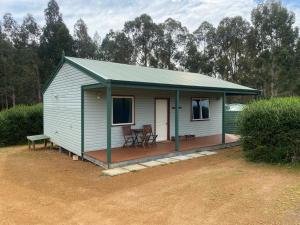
left=44, top=139, right=48, bottom=150
left=50, top=142, right=53, bottom=150
left=33, top=141, right=35, bottom=151
left=28, top=140, right=31, bottom=150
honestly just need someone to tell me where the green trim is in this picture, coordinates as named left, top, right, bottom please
left=44, top=55, right=259, bottom=95
left=42, top=57, right=65, bottom=94
left=226, top=92, right=260, bottom=96
left=222, top=92, right=226, bottom=144
left=81, top=86, right=84, bottom=157
left=175, top=90, right=180, bottom=151
left=81, top=83, right=104, bottom=157
left=82, top=83, right=104, bottom=90
left=111, top=80, right=260, bottom=95
left=106, top=81, right=112, bottom=166
left=64, top=58, right=108, bottom=85
left=42, top=57, right=108, bottom=95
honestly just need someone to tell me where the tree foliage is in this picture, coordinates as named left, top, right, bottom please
left=101, top=30, right=133, bottom=64
left=39, top=0, right=73, bottom=84
left=0, top=0, right=299, bottom=110
left=73, top=19, right=96, bottom=58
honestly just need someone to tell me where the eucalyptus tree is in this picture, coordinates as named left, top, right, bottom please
left=1, top=14, right=20, bottom=107
left=101, top=30, right=134, bottom=64
left=124, top=14, right=161, bottom=66
left=293, top=39, right=300, bottom=95
left=2, top=13, right=19, bottom=44
left=73, top=19, right=96, bottom=58
left=39, top=0, right=73, bottom=84
left=194, top=21, right=215, bottom=56
left=16, top=14, right=42, bottom=102
left=193, top=21, right=216, bottom=76
left=251, top=0, right=298, bottom=96
left=3, top=14, right=42, bottom=105
left=215, top=16, right=250, bottom=82
left=0, top=35, right=15, bottom=109
left=93, top=32, right=102, bottom=59
left=181, top=34, right=201, bottom=73
left=158, top=18, right=188, bottom=70
left=16, top=14, right=41, bottom=48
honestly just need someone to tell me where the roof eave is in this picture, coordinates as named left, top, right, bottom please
left=110, top=80, right=260, bottom=95
left=64, top=57, right=108, bottom=85
left=42, top=56, right=109, bottom=95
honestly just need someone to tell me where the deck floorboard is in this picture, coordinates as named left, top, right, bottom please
left=85, top=134, right=239, bottom=163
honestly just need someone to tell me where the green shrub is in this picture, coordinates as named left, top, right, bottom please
left=238, top=97, right=300, bottom=163
left=0, top=104, right=43, bottom=146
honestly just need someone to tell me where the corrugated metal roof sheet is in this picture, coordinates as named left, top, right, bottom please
left=65, top=56, right=257, bottom=92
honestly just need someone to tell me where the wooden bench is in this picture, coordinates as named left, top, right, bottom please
left=27, top=135, right=50, bottom=151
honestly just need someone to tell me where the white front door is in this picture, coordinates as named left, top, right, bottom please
left=155, top=99, right=168, bottom=142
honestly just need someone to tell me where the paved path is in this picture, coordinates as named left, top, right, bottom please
left=102, top=151, right=216, bottom=176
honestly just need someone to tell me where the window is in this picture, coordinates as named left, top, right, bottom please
left=112, top=96, right=134, bottom=125
left=191, top=98, right=209, bottom=120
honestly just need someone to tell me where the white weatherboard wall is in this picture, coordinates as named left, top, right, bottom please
left=84, top=88, right=222, bottom=152
left=43, top=62, right=98, bottom=155
left=171, top=91, right=222, bottom=137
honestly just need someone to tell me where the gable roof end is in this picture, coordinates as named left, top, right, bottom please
left=43, top=56, right=260, bottom=94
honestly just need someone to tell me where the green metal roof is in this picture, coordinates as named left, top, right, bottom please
left=65, top=56, right=258, bottom=93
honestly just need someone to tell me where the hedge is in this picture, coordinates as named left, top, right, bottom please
left=238, top=97, right=300, bottom=163
left=0, top=104, right=43, bottom=146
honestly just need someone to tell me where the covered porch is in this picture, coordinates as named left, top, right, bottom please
left=81, top=81, right=258, bottom=169
left=84, top=134, right=239, bottom=167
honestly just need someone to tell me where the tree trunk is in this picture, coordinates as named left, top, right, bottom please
left=0, top=95, right=3, bottom=110
left=5, top=94, right=8, bottom=109
left=144, top=44, right=147, bottom=67
left=233, top=42, right=238, bottom=83
left=35, top=65, right=42, bottom=102
left=11, top=87, right=16, bottom=108
left=270, top=61, right=276, bottom=97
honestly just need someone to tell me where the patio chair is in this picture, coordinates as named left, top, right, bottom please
left=122, top=125, right=135, bottom=147
left=141, top=124, right=158, bottom=146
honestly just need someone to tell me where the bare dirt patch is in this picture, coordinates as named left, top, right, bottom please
left=0, top=145, right=300, bottom=225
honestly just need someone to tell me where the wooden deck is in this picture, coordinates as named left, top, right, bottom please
left=85, top=134, right=239, bottom=164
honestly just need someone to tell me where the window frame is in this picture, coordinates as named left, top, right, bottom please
left=191, top=97, right=210, bottom=121
left=112, top=95, right=135, bottom=126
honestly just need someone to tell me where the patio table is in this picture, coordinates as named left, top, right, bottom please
left=131, top=128, right=143, bottom=145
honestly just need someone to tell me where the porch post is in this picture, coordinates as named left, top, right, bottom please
left=106, top=82, right=112, bottom=165
left=175, top=90, right=180, bottom=151
left=81, top=86, right=84, bottom=157
left=222, top=92, right=226, bottom=144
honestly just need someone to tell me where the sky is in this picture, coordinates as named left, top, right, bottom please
left=0, top=0, right=300, bottom=38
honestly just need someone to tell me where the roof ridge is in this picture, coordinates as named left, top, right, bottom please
left=64, top=56, right=258, bottom=93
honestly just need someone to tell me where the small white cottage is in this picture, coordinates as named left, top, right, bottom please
left=43, top=56, right=259, bottom=168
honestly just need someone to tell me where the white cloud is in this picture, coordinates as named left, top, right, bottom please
left=60, top=0, right=258, bottom=36
left=0, top=0, right=299, bottom=38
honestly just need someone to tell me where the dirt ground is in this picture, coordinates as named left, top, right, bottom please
left=0, top=145, right=300, bottom=225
